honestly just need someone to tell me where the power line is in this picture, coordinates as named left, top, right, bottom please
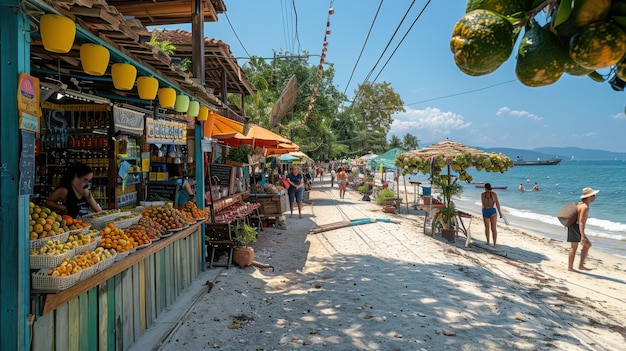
left=372, top=0, right=432, bottom=83
left=224, top=12, right=252, bottom=59
left=343, top=0, right=385, bottom=96
left=406, top=79, right=518, bottom=106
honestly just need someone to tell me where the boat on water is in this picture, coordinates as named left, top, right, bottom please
left=513, top=156, right=562, bottom=166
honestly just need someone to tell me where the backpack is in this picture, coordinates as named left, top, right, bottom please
left=557, top=202, right=578, bottom=227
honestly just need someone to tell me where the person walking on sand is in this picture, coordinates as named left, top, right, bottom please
left=481, top=183, right=502, bottom=247
left=286, top=166, right=304, bottom=218
left=336, top=166, right=347, bottom=199
left=330, top=168, right=336, bottom=188
left=567, top=187, right=598, bottom=272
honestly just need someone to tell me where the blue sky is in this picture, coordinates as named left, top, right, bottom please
left=164, top=1, right=626, bottom=152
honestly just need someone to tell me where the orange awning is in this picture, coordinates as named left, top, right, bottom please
left=266, top=142, right=300, bottom=155
left=212, top=132, right=253, bottom=147
left=245, top=124, right=292, bottom=147
left=203, top=112, right=244, bottom=137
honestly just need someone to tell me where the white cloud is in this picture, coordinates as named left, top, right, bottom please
left=610, top=112, right=626, bottom=120
left=496, top=107, right=542, bottom=121
left=390, top=106, right=471, bottom=138
left=574, top=132, right=599, bottom=138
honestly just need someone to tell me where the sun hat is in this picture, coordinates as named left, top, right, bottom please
left=580, top=187, right=599, bottom=199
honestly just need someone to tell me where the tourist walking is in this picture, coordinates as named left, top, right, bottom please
left=567, top=187, right=598, bottom=271
left=286, top=166, right=304, bottom=219
left=481, top=183, right=502, bottom=247
left=337, top=166, right=347, bottom=199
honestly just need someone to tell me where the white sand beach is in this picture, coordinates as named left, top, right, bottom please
left=136, top=180, right=626, bottom=351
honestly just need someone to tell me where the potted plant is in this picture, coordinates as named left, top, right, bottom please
left=432, top=175, right=463, bottom=242
left=232, top=222, right=257, bottom=268
left=226, top=144, right=252, bottom=166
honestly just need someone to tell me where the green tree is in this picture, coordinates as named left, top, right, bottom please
left=388, top=135, right=402, bottom=149
left=241, top=52, right=346, bottom=160
left=402, top=134, right=419, bottom=150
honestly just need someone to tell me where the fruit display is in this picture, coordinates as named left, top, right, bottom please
left=86, top=208, right=123, bottom=219
left=98, top=223, right=135, bottom=253
left=135, top=216, right=168, bottom=239
left=30, top=240, right=74, bottom=256
left=451, top=0, right=626, bottom=88
left=46, top=248, right=113, bottom=277
left=29, top=202, right=70, bottom=240
left=141, top=204, right=189, bottom=231
left=124, top=228, right=152, bottom=248
left=62, top=215, right=91, bottom=231
left=176, top=201, right=210, bottom=221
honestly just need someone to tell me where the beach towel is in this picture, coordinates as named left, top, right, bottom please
left=557, top=202, right=578, bottom=227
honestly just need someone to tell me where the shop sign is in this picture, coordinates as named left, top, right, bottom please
left=113, top=106, right=145, bottom=136
left=17, top=73, right=41, bottom=118
left=19, top=112, right=40, bottom=133
left=145, top=117, right=187, bottom=145
left=20, top=130, right=35, bottom=195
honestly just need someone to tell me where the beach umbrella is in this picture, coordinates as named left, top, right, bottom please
left=212, top=132, right=254, bottom=147
left=245, top=124, right=292, bottom=147
left=396, top=138, right=513, bottom=183
left=288, top=151, right=313, bottom=163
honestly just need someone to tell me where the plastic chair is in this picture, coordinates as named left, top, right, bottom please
left=206, top=223, right=234, bottom=268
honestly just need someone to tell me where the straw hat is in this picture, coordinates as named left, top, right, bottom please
left=580, top=187, right=599, bottom=199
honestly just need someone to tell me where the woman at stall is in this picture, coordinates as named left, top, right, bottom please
left=45, top=162, right=102, bottom=218
left=169, top=164, right=195, bottom=206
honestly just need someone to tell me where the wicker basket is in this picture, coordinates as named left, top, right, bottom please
left=111, top=214, right=142, bottom=229
left=30, top=250, right=75, bottom=270
left=94, top=250, right=117, bottom=273
left=84, top=211, right=131, bottom=230
left=79, top=225, right=92, bottom=235
left=31, top=269, right=82, bottom=292
left=78, top=264, right=98, bottom=280
left=30, top=231, right=70, bottom=251
left=114, top=250, right=130, bottom=262
left=73, top=237, right=101, bottom=256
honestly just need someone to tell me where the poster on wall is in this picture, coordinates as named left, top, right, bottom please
left=19, top=130, right=35, bottom=195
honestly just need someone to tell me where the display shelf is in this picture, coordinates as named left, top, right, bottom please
left=32, top=221, right=205, bottom=315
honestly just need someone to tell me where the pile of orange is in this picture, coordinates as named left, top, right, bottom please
left=62, top=215, right=90, bottom=230
left=124, top=228, right=151, bottom=247
left=98, top=223, right=134, bottom=253
left=177, top=201, right=209, bottom=221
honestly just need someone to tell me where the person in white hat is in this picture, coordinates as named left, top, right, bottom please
left=567, top=187, right=599, bottom=271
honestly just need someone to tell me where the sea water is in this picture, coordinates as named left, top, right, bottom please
left=401, top=161, right=626, bottom=259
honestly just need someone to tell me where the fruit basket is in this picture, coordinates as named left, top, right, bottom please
left=78, top=264, right=97, bottom=280
left=30, top=249, right=76, bottom=270
left=111, top=214, right=142, bottom=229
left=114, top=250, right=130, bottom=262
left=29, top=231, right=70, bottom=251
left=94, top=250, right=117, bottom=273
left=84, top=211, right=131, bottom=230
left=31, top=269, right=82, bottom=292
left=73, top=236, right=101, bottom=256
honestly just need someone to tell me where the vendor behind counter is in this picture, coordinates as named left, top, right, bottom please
left=168, top=164, right=195, bottom=206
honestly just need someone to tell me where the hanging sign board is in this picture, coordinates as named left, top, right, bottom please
left=145, top=117, right=187, bottom=145
left=17, top=73, right=41, bottom=118
left=209, top=164, right=234, bottom=187
left=147, top=182, right=179, bottom=203
left=19, top=112, right=40, bottom=133
left=19, top=130, right=35, bottom=195
left=113, top=106, right=145, bottom=136
left=201, top=138, right=212, bottom=153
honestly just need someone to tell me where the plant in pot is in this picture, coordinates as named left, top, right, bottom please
left=226, top=144, right=252, bottom=166
left=432, top=174, right=463, bottom=242
left=232, top=222, right=258, bottom=268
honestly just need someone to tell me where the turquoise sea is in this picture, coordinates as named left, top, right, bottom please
left=403, top=161, right=626, bottom=259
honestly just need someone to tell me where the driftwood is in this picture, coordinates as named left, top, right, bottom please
left=251, top=261, right=274, bottom=272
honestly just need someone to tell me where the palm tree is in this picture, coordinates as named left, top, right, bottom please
left=388, top=135, right=402, bottom=149
left=402, top=134, right=419, bottom=150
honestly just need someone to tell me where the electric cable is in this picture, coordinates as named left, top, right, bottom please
left=223, top=12, right=252, bottom=59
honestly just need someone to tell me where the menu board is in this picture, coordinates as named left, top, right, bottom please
left=147, top=182, right=179, bottom=203
left=209, top=164, right=234, bottom=187
left=19, top=130, right=35, bottom=195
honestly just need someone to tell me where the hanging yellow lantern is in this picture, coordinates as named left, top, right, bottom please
left=158, top=87, right=176, bottom=108
left=111, top=63, right=137, bottom=90
left=137, top=76, right=159, bottom=100
left=197, top=105, right=209, bottom=121
left=80, top=43, right=110, bottom=76
left=187, top=100, right=200, bottom=117
left=174, top=94, right=190, bottom=113
left=40, top=14, right=76, bottom=53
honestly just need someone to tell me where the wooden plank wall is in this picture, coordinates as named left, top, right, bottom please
left=31, top=227, right=203, bottom=351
